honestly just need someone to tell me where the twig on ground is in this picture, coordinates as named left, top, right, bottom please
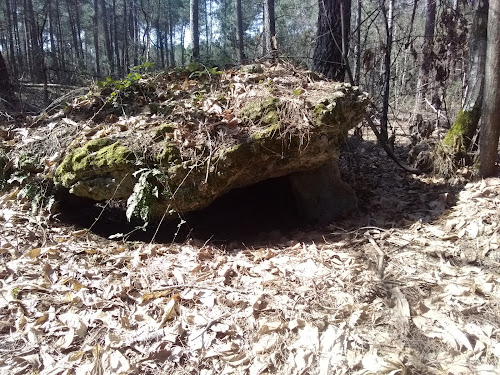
left=364, top=231, right=387, bottom=279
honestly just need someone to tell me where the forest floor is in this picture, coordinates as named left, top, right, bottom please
left=1, top=126, right=499, bottom=375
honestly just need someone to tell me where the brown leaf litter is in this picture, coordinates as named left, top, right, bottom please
left=1, top=111, right=500, bottom=374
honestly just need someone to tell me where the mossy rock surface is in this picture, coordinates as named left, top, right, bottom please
left=54, top=138, right=136, bottom=201
left=9, top=63, right=369, bottom=223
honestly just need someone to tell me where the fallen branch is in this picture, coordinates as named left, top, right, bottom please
left=365, top=113, right=422, bottom=174
left=364, top=231, right=387, bottom=279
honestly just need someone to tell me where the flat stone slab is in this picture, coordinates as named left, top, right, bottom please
left=4, top=63, right=368, bottom=224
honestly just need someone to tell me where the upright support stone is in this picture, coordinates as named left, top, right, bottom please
left=289, top=160, right=356, bottom=224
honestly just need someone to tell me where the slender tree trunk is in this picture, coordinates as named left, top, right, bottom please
left=0, top=51, right=17, bottom=109
left=353, top=0, right=361, bottom=85
left=312, top=0, right=351, bottom=81
left=380, top=0, right=395, bottom=144
left=139, top=0, right=151, bottom=61
left=101, top=0, right=114, bottom=74
left=479, top=0, right=500, bottom=176
left=131, top=0, right=139, bottom=66
left=157, top=16, right=165, bottom=68
left=414, top=0, right=436, bottom=115
left=66, top=0, right=80, bottom=60
left=5, top=0, right=18, bottom=78
left=168, top=0, right=175, bottom=66
left=263, top=0, right=277, bottom=60
left=204, top=0, right=210, bottom=57
left=74, top=0, right=84, bottom=60
left=124, top=0, right=129, bottom=71
left=56, top=0, right=67, bottom=80
left=181, top=24, right=186, bottom=65
left=12, top=0, right=24, bottom=71
left=113, top=0, right=122, bottom=76
left=93, top=0, right=101, bottom=76
left=48, top=0, right=59, bottom=80
left=190, top=0, right=200, bottom=61
left=25, top=0, right=45, bottom=83
left=235, top=0, right=246, bottom=64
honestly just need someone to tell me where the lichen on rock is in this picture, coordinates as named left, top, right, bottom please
left=54, top=138, right=136, bottom=201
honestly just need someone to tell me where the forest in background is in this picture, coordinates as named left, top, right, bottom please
left=0, top=0, right=498, bottom=176
left=0, top=0, right=467, bottom=110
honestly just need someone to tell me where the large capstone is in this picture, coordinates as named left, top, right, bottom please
left=11, top=63, right=369, bottom=225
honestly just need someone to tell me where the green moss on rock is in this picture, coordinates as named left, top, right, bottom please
left=18, top=152, right=43, bottom=173
left=241, top=97, right=280, bottom=126
left=158, top=141, right=181, bottom=165
left=54, top=138, right=136, bottom=200
left=154, top=123, right=176, bottom=140
left=240, top=64, right=264, bottom=74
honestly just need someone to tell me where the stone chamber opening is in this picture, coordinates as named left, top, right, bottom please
left=58, top=175, right=306, bottom=243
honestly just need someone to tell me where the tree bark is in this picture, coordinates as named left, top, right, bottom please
left=25, top=0, right=46, bottom=83
left=113, top=0, right=122, bottom=76
left=11, top=0, right=24, bottom=71
left=353, top=0, right=361, bottom=85
left=5, top=0, right=18, bottom=78
left=66, top=0, right=80, bottom=60
left=479, top=0, right=500, bottom=176
left=312, top=0, right=351, bottom=81
left=124, top=0, right=129, bottom=70
left=93, top=0, right=101, bottom=76
left=48, top=0, right=59, bottom=80
left=263, top=0, right=277, bottom=60
left=380, top=0, right=395, bottom=144
left=56, top=0, right=67, bottom=77
left=190, top=0, right=200, bottom=61
left=413, top=0, right=436, bottom=114
left=101, top=0, right=115, bottom=74
left=0, top=51, right=17, bottom=109
left=442, top=0, right=488, bottom=153
left=235, top=0, right=246, bottom=64
left=168, top=0, right=175, bottom=66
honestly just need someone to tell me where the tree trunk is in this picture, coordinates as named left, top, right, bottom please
left=204, top=0, right=210, bottom=57
left=11, top=0, right=24, bottom=72
left=93, top=0, right=101, bottom=76
left=235, top=0, right=246, bottom=64
left=66, top=0, right=80, bottom=60
left=168, top=0, right=175, bottom=66
left=181, top=23, right=186, bottom=66
left=25, top=0, right=46, bottom=83
left=442, top=0, right=488, bottom=153
left=263, top=0, right=277, bottom=60
left=48, top=0, right=59, bottom=80
left=479, top=0, right=500, bottom=176
left=101, top=0, right=115, bottom=74
left=113, top=0, right=122, bottom=76
left=312, top=0, right=351, bottom=81
left=380, top=0, right=395, bottom=144
left=157, top=17, right=165, bottom=68
left=413, top=0, right=436, bottom=115
left=5, top=0, right=18, bottom=78
left=190, top=0, right=200, bottom=61
left=353, top=0, right=361, bottom=85
left=131, top=0, right=139, bottom=66
left=0, top=51, right=17, bottom=109
left=75, top=0, right=84, bottom=62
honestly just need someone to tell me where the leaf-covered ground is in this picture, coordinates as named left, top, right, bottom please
left=1, top=129, right=499, bottom=375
